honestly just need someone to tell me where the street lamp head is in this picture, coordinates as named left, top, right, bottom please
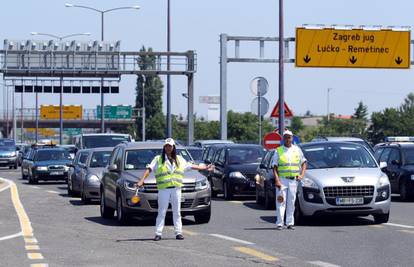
left=65, top=3, right=74, bottom=7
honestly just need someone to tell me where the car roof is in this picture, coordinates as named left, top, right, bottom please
left=375, top=142, right=414, bottom=148
left=120, top=141, right=186, bottom=150
left=211, top=143, right=263, bottom=149
left=194, top=140, right=234, bottom=145
left=312, top=136, right=365, bottom=142
left=185, top=146, right=203, bottom=150
left=88, top=147, right=115, bottom=152
left=78, top=133, right=130, bottom=136
left=301, top=141, right=367, bottom=147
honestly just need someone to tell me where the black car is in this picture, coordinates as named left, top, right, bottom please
left=200, top=144, right=224, bottom=178
left=24, top=147, right=72, bottom=184
left=209, top=144, right=265, bottom=199
left=374, top=142, right=414, bottom=201
left=67, top=149, right=90, bottom=196
left=186, top=146, right=204, bottom=164
left=255, top=149, right=276, bottom=209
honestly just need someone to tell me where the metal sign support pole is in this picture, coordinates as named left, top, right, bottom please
left=20, top=83, right=23, bottom=143
left=142, top=76, right=146, bottom=141
left=35, top=77, right=39, bottom=143
left=278, top=0, right=285, bottom=135
left=12, top=81, right=16, bottom=141
left=60, top=77, right=63, bottom=145
left=220, top=34, right=228, bottom=140
left=187, top=73, right=194, bottom=145
left=258, top=89, right=262, bottom=145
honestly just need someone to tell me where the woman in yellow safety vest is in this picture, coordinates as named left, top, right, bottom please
left=137, top=138, right=213, bottom=241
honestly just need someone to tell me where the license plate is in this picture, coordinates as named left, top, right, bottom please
left=250, top=181, right=256, bottom=187
left=50, top=171, right=64, bottom=175
left=181, top=197, right=186, bottom=203
left=0, top=160, right=7, bottom=163
left=335, top=197, right=364, bottom=205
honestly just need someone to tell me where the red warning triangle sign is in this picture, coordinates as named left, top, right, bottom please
left=270, top=101, right=294, bottom=118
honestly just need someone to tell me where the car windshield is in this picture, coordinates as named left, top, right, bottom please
left=83, top=135, right=130, bottom=149
left=301, top=143, right=377, bottom=169
left=228, top=147, right=264, bottom=164
left=0, top=140, right=15, bottom=151
left=124, top=148, right=193, bottom=170
left=35, top=150, right=71, bottom=161
left=403, top=148, right=414, bottom=165
left=187, top=149, right=203, bottom=161
left=89, top=151, right=112, bottom=168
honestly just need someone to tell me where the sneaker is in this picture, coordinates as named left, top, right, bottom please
left=276, top=225, right=283, bottom=230
left=154, top=235, right=162, bottom=241
left=287, top=225, right=295, bottom=230
left=176, top=234, right=184, bottom=240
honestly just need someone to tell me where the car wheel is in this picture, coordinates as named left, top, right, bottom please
left=21, top=170, right=27, bottom=180
left=9, top=166, right=12, bottom=169
left=399, top=180, right=411, bottom=201
left=81, top=186, right=90, bottom=204
left=116, top=195, right=130, bottom=225
left=373, top=212, right=389, bottom=224
left=294, top=200, right=306, bottom=225
left=255, top=186, right=263, bottom=205
left=194, top=206, right=211, bottom=224
left=28, top=173, right=38, bottom=184
left=208, top=177, right=217, bottom=198
left=264, top=185, right=275, bottom=210
left=13, top=163, right=18, bottom=169
left=100, top=190, right=114, bottom=219
left=67, top=180, right=73, bottom=196
left=223, top=180, right=233, bottom=200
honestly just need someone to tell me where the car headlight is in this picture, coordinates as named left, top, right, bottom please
left=411, top=174, right=414, bottom=181
left=10, top=151, right=17, bottom=157
left=64, top=166, right=69, bottom=171
left=301, top=177, right=318, bottom=189
left=229, top=171, right=246, bottom=179
left=195, top=178, right=209, bottom=191
left=36, top=166, right=48, bottom=171
left=124, top=181, right=138, bottom=191
left=87, top=175, right=100, bottom=184
left=379, top=175, right=390, bottom=187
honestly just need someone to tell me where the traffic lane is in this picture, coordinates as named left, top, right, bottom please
left=388, top=195, right=414, bottom=225
left=196, top=197, right=414, bottom=267
left=6, top=171, right=301, bottom=267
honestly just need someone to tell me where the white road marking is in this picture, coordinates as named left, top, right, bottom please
left=384, top=223, right=414, bottom=229
left=308, top=260, right=341, bottom=267
left=46, top=190, right=60, bottom=194
left=0, top=180, right=11, bottom=193
left=209, top=234, right=254, bottom=245
left=0, top=232, right=23, bottom=242
left=31, top=186, right=41, bottom=189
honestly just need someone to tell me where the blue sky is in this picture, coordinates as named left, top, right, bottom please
left=1, top=0, right=413, bottom=118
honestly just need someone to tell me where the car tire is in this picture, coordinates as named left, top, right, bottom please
left=223, top=180, right=233, bottom=200
left=399, top=180, right=411, bottom=201
left=264, top=185, right=275, bottom=210
left=67, top=182, right=73, bottom=196
left=255, top=186, right=263, bottom=205
left=13, top=163, right=18, bottom=169
left=209, top=177, right=217, bottom=198
left=100, top=190, right=114, bottom=219
left=116, top=195, right=130, bottom=225
left=21, top=170, right=27, bottom=180
left=28, top=173, right=38, bottom=184
left=373, top=212, right=389, bottom=224
left=194, top=206, right=211, bottom=224
left=9, top=166, right=12, bottom=169
left=81, top=186, right=90, bottom=204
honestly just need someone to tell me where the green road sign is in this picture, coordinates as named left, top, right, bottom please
left=64, top=128, right=82, bottom=136
left=96, top=105, right=132, bottom=119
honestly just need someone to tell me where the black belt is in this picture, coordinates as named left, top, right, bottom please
left=166, top=186, right=176, bottom=189
left=282, top=176, right=297, bottom=180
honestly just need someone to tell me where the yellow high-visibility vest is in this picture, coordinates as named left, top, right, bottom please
left=277, top=146, right=301, bottom=177
left=154, top=155, right=185, bottom=189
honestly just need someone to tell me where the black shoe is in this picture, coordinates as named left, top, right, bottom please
left=176, top=234, right=184, bottom=240
left=287, top=225, right=295, bottom=230
left=154, top=235, right=162, bottom=241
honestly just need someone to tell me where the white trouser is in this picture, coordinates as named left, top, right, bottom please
left=155, top=187, right=182, bottom=236
left=275, top=177, right=298, bottom=226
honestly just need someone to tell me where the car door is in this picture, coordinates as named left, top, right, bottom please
left=378, top=147, right=392, bottom=185
left=106, top=147, right=122, bottom=207
left=386, top=148, right=402, bottom=192
left=27, top=150, right=36, bottom=177
left=73, top=152, right=89, bottom=192
left=22, top=149, right=33, bottom=176
left=257, top=151, right=274, bottom=196
left=214, top=148, right=227, bottom=192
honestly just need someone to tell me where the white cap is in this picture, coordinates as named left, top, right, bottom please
left=283, top=130, right=293, bottom=136
left=164, top=138, right=176, bottom=146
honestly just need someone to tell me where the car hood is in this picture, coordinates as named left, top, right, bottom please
left=306, top=168, right=384, bottom=187
left=227, top=163, right=260, bottom=174
left=87, top=167, right=105, bottom=179
left=401, top=165, right=414, bottom=173
left=35, top=160, right=72, bottom=167
left=122, top=169, right=205, bottom=184
left=0, top=150, right=16, bottom=156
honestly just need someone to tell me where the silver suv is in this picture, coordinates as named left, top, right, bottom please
left=100, top=142, right=211, bottom=225
left=296, top=141, right=390, bottom=224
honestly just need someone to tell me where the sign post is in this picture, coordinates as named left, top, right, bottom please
left=296, top=27, right=410, bottom=68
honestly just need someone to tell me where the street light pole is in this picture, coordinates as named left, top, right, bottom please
left=65, top=3, right=140, bottom=134
left=142, top=76, right=146, bottom=141
left=278, top=0, right=285, bottom=135
left=327, top=88, right=332, bottom=121
left=166, top=0, right=172, bottom=138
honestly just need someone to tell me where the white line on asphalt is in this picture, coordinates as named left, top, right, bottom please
left=0, top=180, right=11, bottom=193
left=384, top=223, right=414, bottom=229
left=0, top=232, right=23, bottom=242
left=209, top=234, right=254, bottom=245
left=46, top=190, right=60, bottom=194
left=31, top=186, right=41, bottom=189
left=308, top=260, right=341, bottom=267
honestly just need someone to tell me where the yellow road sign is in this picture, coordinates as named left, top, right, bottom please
left=40, top=105, right=82, bottom=120
left=296, top=28, right=410, bottom=68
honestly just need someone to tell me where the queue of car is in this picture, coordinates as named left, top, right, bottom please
left=5, top=134, right=413, bottom=227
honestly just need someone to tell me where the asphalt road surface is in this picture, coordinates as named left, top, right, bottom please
left=1, top=168, right=414, bottom=267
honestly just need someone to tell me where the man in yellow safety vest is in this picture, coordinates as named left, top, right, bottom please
left=137, top=138, right=213, bottom=241
left=272, top=130, right=307, bottom=230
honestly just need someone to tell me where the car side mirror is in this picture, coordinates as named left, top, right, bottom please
left=391, top=160, right=400, bottom=166
left=379, top=162, right=387, bottom=170
left=108, top=164, right=118, bottom=172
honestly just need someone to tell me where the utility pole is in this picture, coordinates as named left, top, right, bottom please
left=327, top=88, right=332, bottom=121
left=278, top=0, right=285, bottom=135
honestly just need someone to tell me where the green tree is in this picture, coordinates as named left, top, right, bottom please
left=353, top=101, right=368, bottom=121
left=291, top=117, right=304, bottom=133
left=134, top=46, right=165, bottom=140
left=227, top=111, right=274, bottom=143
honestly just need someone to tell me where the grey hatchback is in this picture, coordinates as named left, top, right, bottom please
left=100, top=142, right=211, bottom=225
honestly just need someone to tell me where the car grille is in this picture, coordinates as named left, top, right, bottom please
left=242, top=172, right=257, bottom=181
left=148, top=199, right=194, bottom=209
left=144, top=183, right=196, bottom=193
left=0, top=155, right=11, bottom=158
left=323, top=186, right=375, bottom=197
left=48, top=165, right=65, bottom=171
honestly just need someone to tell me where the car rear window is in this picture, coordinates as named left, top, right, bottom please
left=124, top=149, right=193, bottom=170
left=228, top=147, right=264, bottom=164
left=35, top=150, right=71, bottom=161
left=90, top=151, right=112, bottom=168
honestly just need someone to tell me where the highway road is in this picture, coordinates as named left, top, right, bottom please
left=1, top=168, right=414, bottom=267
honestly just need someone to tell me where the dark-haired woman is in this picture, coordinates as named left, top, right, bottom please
left=137, top=138, right=213, bottom=241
